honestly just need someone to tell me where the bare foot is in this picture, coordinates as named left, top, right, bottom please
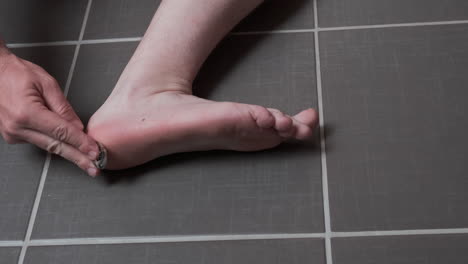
left=87, top=87, right=318, bottom=170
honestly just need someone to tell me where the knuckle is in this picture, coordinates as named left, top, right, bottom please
left=5, top=104, right=32, bottom=128
left=3, top=121, right=20, bottom=138
left=56, top=103, right=73, bottom=116
left=3, top=134, right=18, bottom=144
left=43, top=76, right=59, bottom=88
left=46, top=140, right=63, bottom=155
left=52, top=125, right=69, bottom=142
left=12, top=108, right=31, bottom=126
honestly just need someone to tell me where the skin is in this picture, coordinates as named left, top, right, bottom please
left=0, top=39, right=100, bottom=176
left=0, top=0, right=319, bottom=174
left=87, top=0, right=319, bottom=170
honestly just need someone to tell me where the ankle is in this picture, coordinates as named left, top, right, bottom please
left=150, top=75, right=193, bottom=95
left=113, top=72, right=193, bottom=99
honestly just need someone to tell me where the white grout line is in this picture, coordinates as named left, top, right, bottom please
left=63, top=0, right=93, bottom=97
left=16, top=1, right=94, bottom=263
left=0, top=241, right=24, bottom=247
left=331, top=228, right=468, bottom=238
left=320, top=19, right=468, bottom=32
left=3, top=228, right=468, bottom=248
left=16, top=154, right=52, bottom=262
left=6, top=19, right=468, bottom=48
left=27, top=233, right=325, bottom=247
left=313, top=1, right=333, bottom=264
left=6, top=37, right=144, bottom=49
left=81, top=37, right=142, bottom=45
left=6, top=40, right=78, bottom=48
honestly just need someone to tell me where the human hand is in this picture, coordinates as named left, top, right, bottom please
left=0, top=49, right=100, bottom=177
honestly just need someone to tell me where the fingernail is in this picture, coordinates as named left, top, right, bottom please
left=87, top=167, right=98, bottom=177
left=88, top=151, right=98, bottom=160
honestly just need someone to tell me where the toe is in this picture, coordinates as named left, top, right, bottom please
left=292, top=118, right=313, bottom=140
left=247, top=105, right=275, bottom=129
left=267, top=108, right=294, bottom=134
left=279, top=119, right=297, bottom=138
left=293, top=108, right=319, bottom=128
left=291, top=108, right=319, bottom=140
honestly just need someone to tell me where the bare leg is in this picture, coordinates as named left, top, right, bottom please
left=88, top=0, right=318, bottom=169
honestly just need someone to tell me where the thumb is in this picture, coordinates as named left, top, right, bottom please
left=41, top=78, right=85, bottom=130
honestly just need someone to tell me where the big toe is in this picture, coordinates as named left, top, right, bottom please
left=292, top=108, right=319, bottom=140
left=294, top=108, right=319, bottom=128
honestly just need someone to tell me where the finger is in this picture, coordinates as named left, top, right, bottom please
left=40, top=78, right=84, bottom=130
left=26, top=109, right=99, bottom=159
left=21, top=129, right=99, bottom=177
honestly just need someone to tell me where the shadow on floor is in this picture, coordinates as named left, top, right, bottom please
left=101, top=138, right=319, bottom=185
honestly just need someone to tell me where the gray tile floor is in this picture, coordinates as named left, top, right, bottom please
left=32, top=34, right=323, bottom=239
left=24, top=239, right=325, bottom=264
left=0, top=247, right=21, bottom=264
left=1, top=0, right=468, bottom=263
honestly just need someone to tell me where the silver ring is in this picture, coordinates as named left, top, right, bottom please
left=93, top=142, right=108, bottom=170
